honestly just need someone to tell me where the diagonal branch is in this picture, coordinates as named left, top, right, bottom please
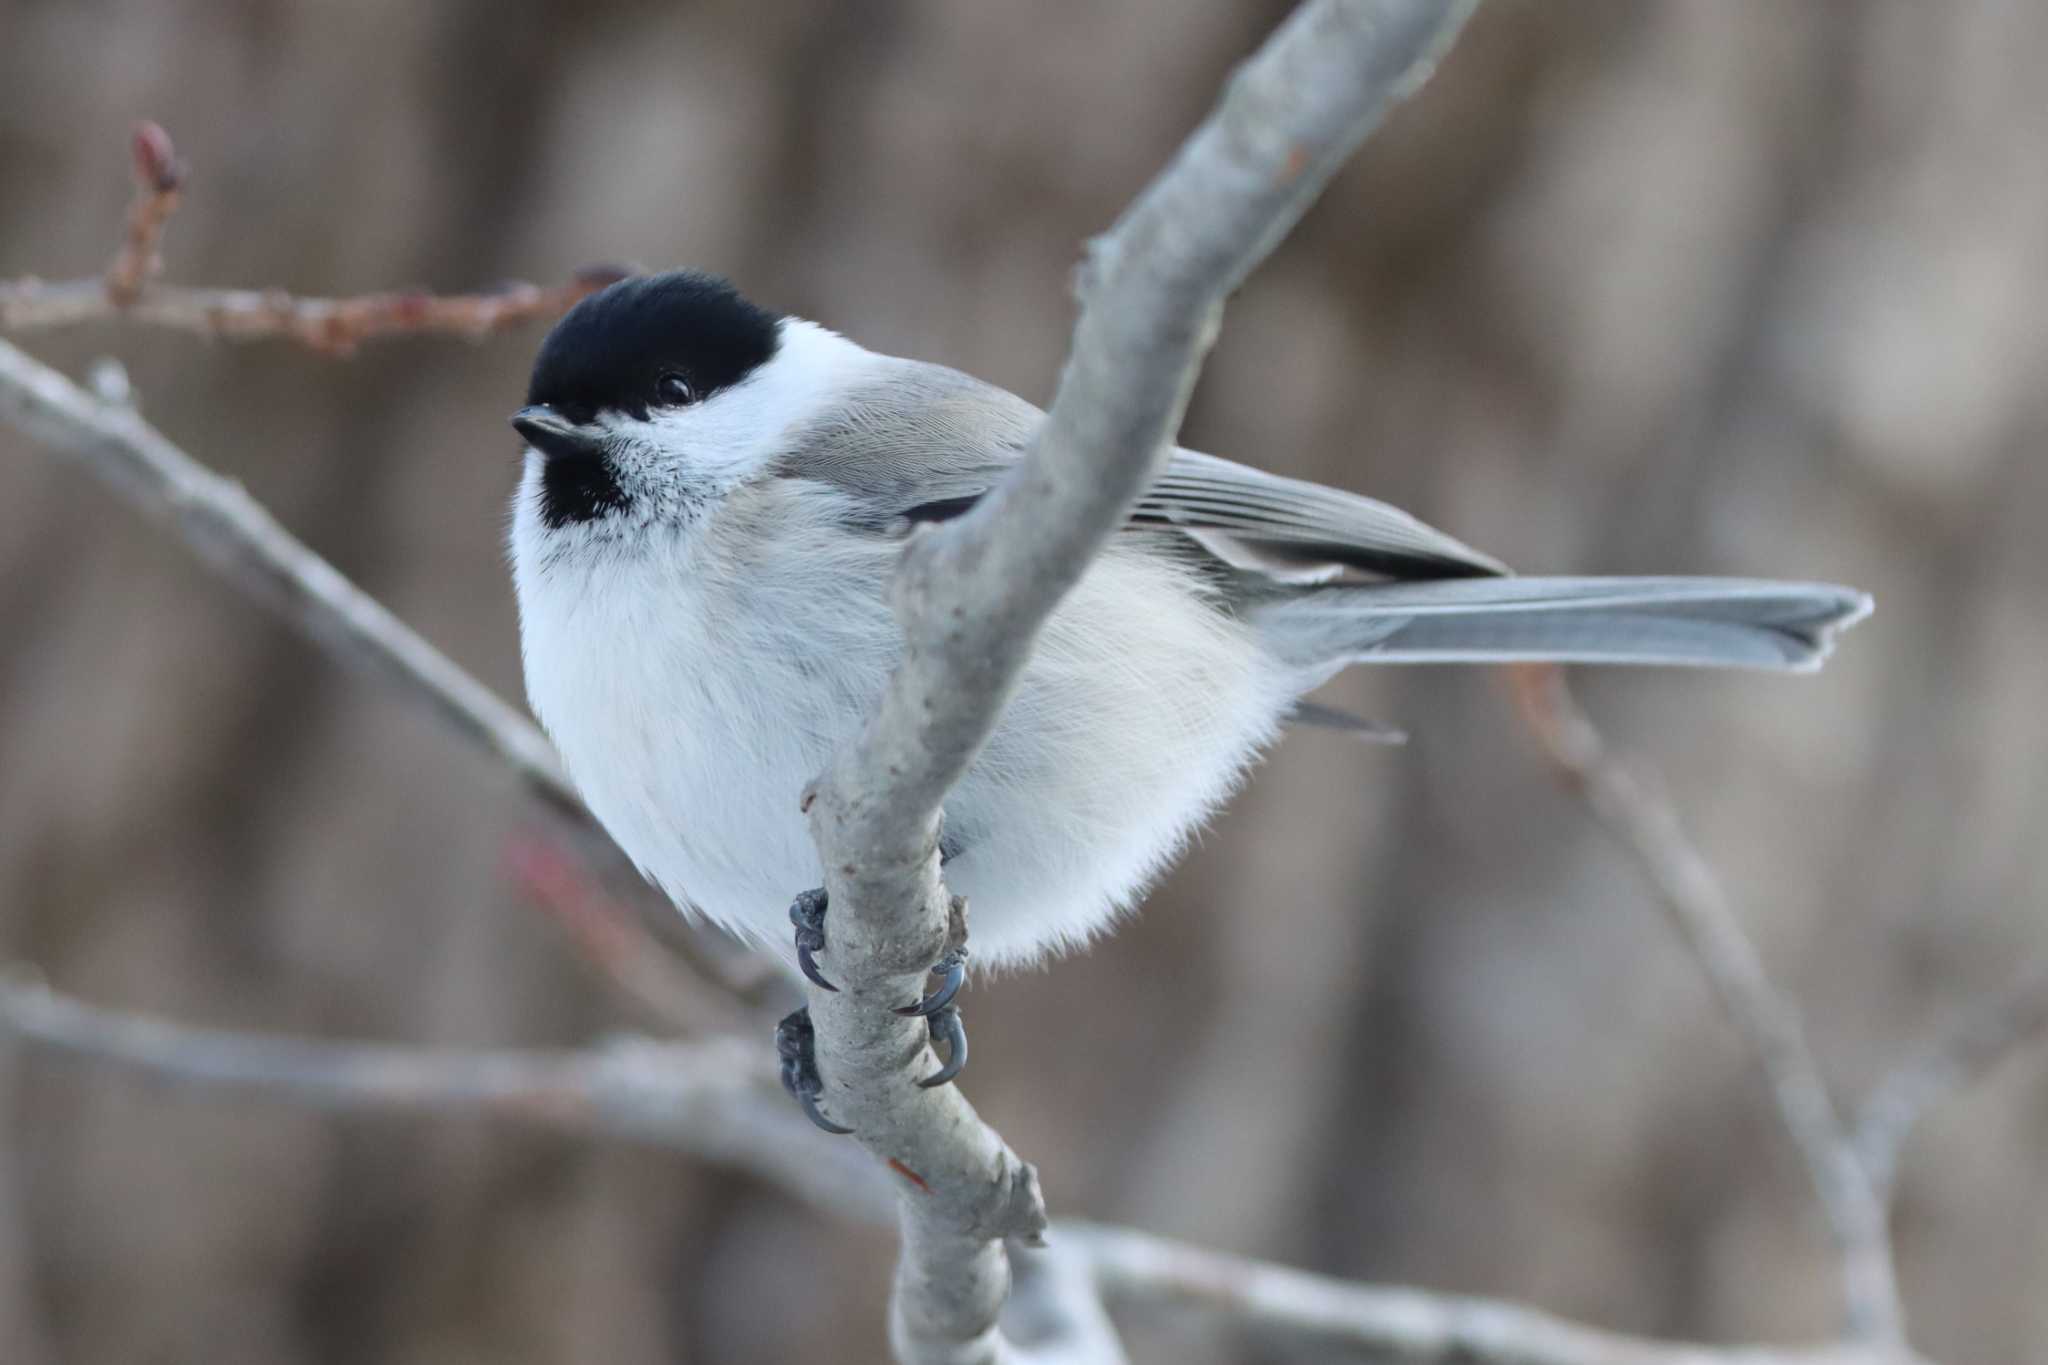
left=797, top=3, right=1481, bottom=1361
left=0, top=336, right=780, bottom=1014
left=1507, top=664, right=1903, bottom=1347
left=0, top=334, right=578, bottom=809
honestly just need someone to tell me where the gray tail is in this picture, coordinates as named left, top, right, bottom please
left=1253, top=577, right=1872, bottom=674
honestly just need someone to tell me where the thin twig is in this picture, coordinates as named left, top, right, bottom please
left=2, top=121, right=626, bottom=353
left=102, top=122, right=183, bottom=306
left=797, top=4, right=1481, bottom=1361
left=1506, top=664, right=1903, bottom=1346
left=505, top=829, right=762, bottom=1037
left=1853, top=959, right=2048, bottom=1199
left=0, top=274, right=629, bottom=355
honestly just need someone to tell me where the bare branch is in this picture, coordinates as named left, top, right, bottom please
left=1507, top=665, right=1903, bottom=1347
left=1854, top=958, right=2048, bottom=1199
left=0, top=973, right=886, bottom=1227
left=797, top=3, right=1480, bottom=1360
left=0, top=336, right=783, bottom=1024
left=0, top=334, right=577, bottom=809
left=2, top=121, right=622, bottom=354
left=1, top=975, right=1940, bottom=1365
left=1067, top=1222, right=1925, bottom=1365
left=0, top=274, right=626, bottom=355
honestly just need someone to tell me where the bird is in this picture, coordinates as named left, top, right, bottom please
left=507, top=269, right=1870, bottom=1129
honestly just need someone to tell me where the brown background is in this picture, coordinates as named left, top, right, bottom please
left=3, top=2, right=2045, bottom=1362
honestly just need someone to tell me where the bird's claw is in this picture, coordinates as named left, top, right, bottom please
left=918, top=1004, right=968, bottom=1089
left=776, top=1007, right=852, bottom=1135
left=789, top=887, right=837, bottom=992
left=894, top=946, right=967, bottom=1018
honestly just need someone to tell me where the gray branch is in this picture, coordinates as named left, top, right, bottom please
left=0, top=973, right=886, bottom=1226
left=1509, top=666, right=1903, bottom=1347
left=0, top=333, right=577, bottom=812
left=0, top=976, right=1937, bottom=1365
left=796, top=3, right=1479, bottom=1360
left=0, top=339, right=778, bottom=1015
left=4, top=942, right=1915, bottom=1365
left=1066, top=1221, right=1925, bottom=1365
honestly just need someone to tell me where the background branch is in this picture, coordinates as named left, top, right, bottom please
left=0, top=973, right=883, bottom=1227
left=1507, top=664, right=1901, bottom=1345
left=1068, top=1222, right=1922, bottom=1365
left=0, top=334, right=577, bottom=808
left=1, top=122, right=624, bottom=354
left=0, top=974, right=1931, bottom=1365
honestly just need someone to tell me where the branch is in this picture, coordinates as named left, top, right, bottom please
left=0, top=333, right=790, bottom=1020
left=1853, top=958, right=2048, bottom=1199
left=1066, top=1222, right=1924, bottom=1365
left=0, top=275, right=628, bottom=355
left=1507, top=665, right=1903, bottom=1347
left=0, top=975, right=1934, bottom=1365
left=1, top=122, right=624, bottom=354
left=0, top=334, right=577, bottom=808
left=0, top=973, right=886, bottom=1227
left=797, top=3, right=1480, bottom=1360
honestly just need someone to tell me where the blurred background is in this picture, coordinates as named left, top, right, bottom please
left=3, top=2, right=2046, bottom=1361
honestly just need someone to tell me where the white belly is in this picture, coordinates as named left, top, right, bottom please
left=515, top=493, right=1293, bottom=970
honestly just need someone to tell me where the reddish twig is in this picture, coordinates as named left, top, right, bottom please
left=0, top=272, right=629, bottom=355
left=0, top=121, right=628, bottom=352
left=102, top=121, right=184, bottom=306
left=505, top=831, right=766, bottom=1037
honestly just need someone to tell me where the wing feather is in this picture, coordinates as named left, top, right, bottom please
left=782, top=357, right=1506, bottom=582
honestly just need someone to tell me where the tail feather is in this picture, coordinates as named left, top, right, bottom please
left=1253, top=576, right=1872, bottom=674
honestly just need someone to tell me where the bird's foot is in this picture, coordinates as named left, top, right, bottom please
left=776, top=1006, right=851, bottom=1135
left=789, top=886, right=836, bottom=992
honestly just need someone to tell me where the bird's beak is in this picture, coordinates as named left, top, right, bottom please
left=511, top=405, right=606, bottom=463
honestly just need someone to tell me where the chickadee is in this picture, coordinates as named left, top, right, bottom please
left=508, top=271, right=1868, bottom=1106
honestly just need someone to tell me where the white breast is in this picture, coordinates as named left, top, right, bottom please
left=512, top=471, right=1296, bottom=970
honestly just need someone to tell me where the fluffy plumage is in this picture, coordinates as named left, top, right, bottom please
left=509, top=272, right=1871, bottom=969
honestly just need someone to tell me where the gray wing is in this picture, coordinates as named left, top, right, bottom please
left=781, top=356, right=1505, bottom=581
left=1132, top=448, right=1505, bottom=581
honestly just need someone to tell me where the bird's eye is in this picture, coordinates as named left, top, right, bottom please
left=655, top=372, right=695, bottom=406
